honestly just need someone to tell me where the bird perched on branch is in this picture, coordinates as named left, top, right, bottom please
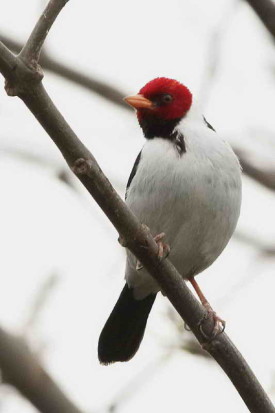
left=98, top=77, right=242, bottom=364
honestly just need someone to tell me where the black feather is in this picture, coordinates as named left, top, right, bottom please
left=125, top=151, right=142, bottom=199
left=203, top=116, right=216, bottom=132
left=98, top=284, right=156, bottom=364
left=139, top=116, right=181, bottom=139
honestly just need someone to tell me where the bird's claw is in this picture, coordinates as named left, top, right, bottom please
left=136, top=231, right=170, bottom=270
left=141, top=223, right=150, bottom=233
left=154, top=232, right=170, bottom=260
left=198, top=305, right=225, bottom=341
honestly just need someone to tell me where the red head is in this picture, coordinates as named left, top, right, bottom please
left=124, top=77, right=192, bottom=122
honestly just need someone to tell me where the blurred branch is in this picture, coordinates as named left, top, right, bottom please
left=235, top=232, right=275, bottom=257
left=106, top=352, right=172, bottom=412
left=0, top=144, right=125, bottom=193
left=0, top=40, right=17, bottom=79
left=198, top=0, right=239, bottom=108
left=0, top=33, right=128, bottom=109
left=245, top=0, right=275, bottom=40
left=234, top=148, right=275, bottom=192
left=0, top=327, right=85, bottom=413
left=24, top=273, right=59, bottom=334
left=0, top=145, right=76, bottom=190
left=0, top=1, right=274, bottom=413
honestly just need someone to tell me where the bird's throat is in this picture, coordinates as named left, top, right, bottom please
left=138, top=115, right=182, bottom=140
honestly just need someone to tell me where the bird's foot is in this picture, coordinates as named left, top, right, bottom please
left=154, top=232, right=170, bottom=260
left=189, top=278, right=225, bottom=341
left=136, top=231, right=170, bottom=271
left=198, top=303, right=225, bottom=341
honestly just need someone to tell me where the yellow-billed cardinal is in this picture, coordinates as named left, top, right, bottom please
left=98, top=77, right=242, bottom=364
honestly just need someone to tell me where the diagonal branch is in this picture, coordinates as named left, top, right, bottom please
left=0, top=1, right=274, bottom=412
left=19, top=0, right=68, bottom=66
left=245, top=0, right=275, bottom=40
left=0, top=327, right=85, bottom=413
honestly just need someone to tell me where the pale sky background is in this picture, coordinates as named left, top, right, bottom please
left=1, top=0, right=275, bottom=412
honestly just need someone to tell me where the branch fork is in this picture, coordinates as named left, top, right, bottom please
left=4, top=60, right=43, bottom=97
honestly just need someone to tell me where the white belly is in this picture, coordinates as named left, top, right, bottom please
left=125, top=129, right=242, bottom=299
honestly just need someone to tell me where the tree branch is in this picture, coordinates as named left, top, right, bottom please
left=0, top=41, right=17, bottom=79
left=0, top=1, right=274, bottom=412
left=245, top=0, right=275, bottom=40
left=19, top=0, right=68, bottom=66
left=0, top=327, right=85, bottom=413
left=234, top=148, right=275, bottom=191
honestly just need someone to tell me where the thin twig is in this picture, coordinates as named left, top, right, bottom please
left=23, top=273, right=59, bottom=334
left=0, top=327, right=85, bottom=413
left=198, top=0, right=239, bottom=108
left=0, top=1, right=274, bottom=412
left=19, top=0, right=68, bottom=66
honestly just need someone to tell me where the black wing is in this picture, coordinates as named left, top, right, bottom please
left=203, top=116, right=216, bottom=132
left=125, top=151, right=142, bottom=200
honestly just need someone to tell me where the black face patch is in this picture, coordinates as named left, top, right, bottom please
left=139, top=116, right=182, bottom=140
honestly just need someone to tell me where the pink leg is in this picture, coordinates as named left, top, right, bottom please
left=190, top=277, right=225, bottom=338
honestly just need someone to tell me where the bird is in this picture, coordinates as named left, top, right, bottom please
left=98, top=77, right=242, bottom=365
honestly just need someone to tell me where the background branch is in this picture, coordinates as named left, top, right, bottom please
left=234, top=148, right=275, bottom=191
left=0, top=41, right=17, bottom=79
left=0, top=327, right=85, bottom=413
left=0, top=33, right=127, bottom=108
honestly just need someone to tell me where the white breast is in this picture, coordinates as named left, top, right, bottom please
left=125, top=113, right=242, bottom=299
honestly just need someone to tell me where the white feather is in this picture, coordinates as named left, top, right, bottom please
left=125, top=105, right=242, bottom=299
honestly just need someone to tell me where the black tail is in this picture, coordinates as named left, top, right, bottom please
left=98, top=284, right=156, bottom=364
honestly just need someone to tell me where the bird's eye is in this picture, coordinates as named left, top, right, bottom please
left=162, top=94, right=173, bottom=103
